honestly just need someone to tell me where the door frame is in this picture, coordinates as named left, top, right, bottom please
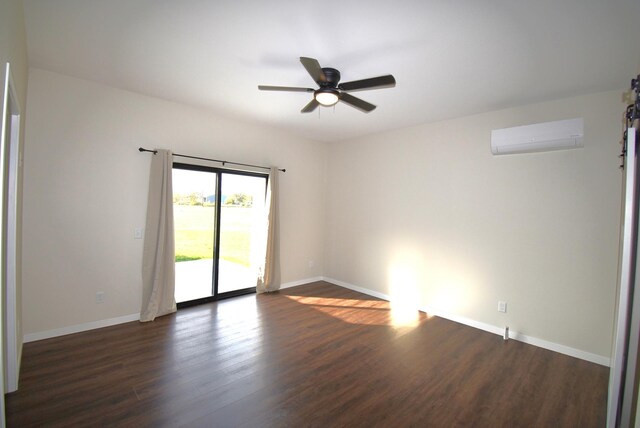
left=2, top=62, right=21, bottom=400
left=608, top=127, right=640, bottom=428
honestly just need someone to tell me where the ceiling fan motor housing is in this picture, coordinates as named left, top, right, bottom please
left=320, top=68, right=341, bottom=87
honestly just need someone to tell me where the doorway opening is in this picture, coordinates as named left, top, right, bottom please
left=172, top=163, right=267, bottom=307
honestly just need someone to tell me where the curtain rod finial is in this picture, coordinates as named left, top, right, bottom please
left=139, top=147, right=158, bottom=154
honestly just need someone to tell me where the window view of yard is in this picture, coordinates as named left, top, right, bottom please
left=174, top=202, right=253, bottom=267
left=172, top=168, right=267, bottom=302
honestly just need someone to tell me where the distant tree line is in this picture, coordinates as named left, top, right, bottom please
left=173, top=192, right=207, bottom=206
left=224, top=193, right=253, bottom=207
left=173, top=192, right=253, bottom=207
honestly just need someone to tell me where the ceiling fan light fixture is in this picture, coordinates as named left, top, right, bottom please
left=314, top=88, right=339, bottom=106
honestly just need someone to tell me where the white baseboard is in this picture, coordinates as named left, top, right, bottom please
left=23, top=276, right=324, bottom=343
left=279, top=276, right=324, bottom=290
left=324, top=277, right=392, bottom=301
left=322, top=277, right=610, bottom=367
left=23, top=313, right=140, bottom=343
left=512, top=331, right=610, bottom=367
left=431, top=311, right=611, bottom=367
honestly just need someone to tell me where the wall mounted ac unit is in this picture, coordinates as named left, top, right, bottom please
left=491, top=118, right=584, bottom=155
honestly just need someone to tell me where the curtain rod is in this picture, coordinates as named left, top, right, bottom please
left=138, top=147, right=285, bottom=172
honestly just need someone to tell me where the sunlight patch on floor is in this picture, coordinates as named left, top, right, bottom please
left=284, top=294, right=425, bottom=329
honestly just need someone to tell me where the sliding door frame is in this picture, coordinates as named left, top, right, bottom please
left=173, top=162, right=268, bottom=308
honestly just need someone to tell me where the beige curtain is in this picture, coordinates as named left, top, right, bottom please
left=140, top=149, right=177, bottom=321
left=256, top=167, right=281, bottom=293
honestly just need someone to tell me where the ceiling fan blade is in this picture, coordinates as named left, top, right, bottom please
left=301, top=98, right=320, bottom=113
left=258, top=85, right=314, bottom=92
left=300, top=57, right=327, bottom=85
left=338, top=75, right=396, bottom=92
left=339, top=93, right=376, bottom=113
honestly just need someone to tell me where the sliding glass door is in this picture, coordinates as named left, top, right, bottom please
left=172, top=163, right=267, bottom=306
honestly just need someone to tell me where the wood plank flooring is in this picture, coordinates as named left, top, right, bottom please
left=6, top=281, right=608, bottom=427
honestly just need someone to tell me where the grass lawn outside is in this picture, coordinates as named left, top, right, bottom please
left=174, top=205, right=253, bottom=266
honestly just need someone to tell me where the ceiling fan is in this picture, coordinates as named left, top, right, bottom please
left=258, top=57, right=396, bottom=113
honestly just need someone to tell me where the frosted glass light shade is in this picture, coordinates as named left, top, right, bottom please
left=315, top=89, right=339, bottom=106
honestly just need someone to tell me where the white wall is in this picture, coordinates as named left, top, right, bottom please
left=22, top=68, right=327, bottom=336
left=325, top=90, right=623, bottom=359
left=0, top=0, right=28, bottom=104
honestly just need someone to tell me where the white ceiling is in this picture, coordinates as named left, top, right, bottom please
left=23, top=0, right=640, bottom=143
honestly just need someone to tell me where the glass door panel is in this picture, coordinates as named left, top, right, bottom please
left=173, top=168, right=217, bottom=303
left=218, top=173, right=267, bottom=294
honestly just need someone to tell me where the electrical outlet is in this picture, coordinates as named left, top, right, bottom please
left=96, top=292, right=105, bottom=304
left=498, top=301, right=507, bottom=313
left=308, top=260, right=315, bottom=268
left=134, top=228, right=143, bottom=239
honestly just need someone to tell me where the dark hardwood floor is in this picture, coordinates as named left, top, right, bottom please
left=6, top=281, right=608, bottom=427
